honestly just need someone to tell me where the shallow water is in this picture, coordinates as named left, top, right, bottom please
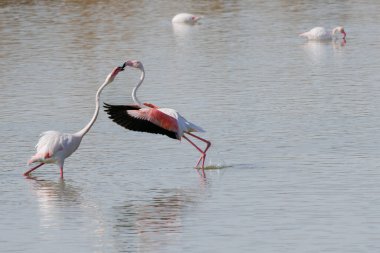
left=1, top=1, right=380, bottom=252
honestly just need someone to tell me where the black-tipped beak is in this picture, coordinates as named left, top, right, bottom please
left=119, top=62, right=126, bottom=71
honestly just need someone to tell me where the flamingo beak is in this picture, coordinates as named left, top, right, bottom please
left=342, top=31, right=346, bottom=39
left=119, top=62, right=126, bottom=71
left=192, top=16, right=201, bottom=22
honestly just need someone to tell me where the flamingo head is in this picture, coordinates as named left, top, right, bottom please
left=190, top=15, right=201, bottom=23
left=333, top=26, right=346, bottom=39
left=126, top=60, right=144, bottom=70
left=106, top=62, right=126, bottom=83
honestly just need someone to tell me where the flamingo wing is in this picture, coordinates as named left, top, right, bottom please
left=28, top=131, right=65, bottom=164
left=104, top=103, right=179, bottom=139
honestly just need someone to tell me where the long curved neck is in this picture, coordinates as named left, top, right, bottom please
left=131, top=67, right=145, bottom=106
left=331, top=27, right=339, bottom=36
left=75, top=79, right=109, bottom=138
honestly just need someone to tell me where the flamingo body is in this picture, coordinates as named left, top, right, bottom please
left=104, top=104, right=204, bottom=140
left=172, top=13, right=200, bottom=24
left=300, top=26, right=346, bottom=41
left=28, top=131, right=82, bottom=166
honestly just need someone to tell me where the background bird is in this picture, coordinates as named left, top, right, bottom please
left=172, top=13, right=201, bottom=24
left=24, top=63, right=126, bottom=177
left=104, top=60, right=211, bottom=177
left=299, top=26, right=346, bottom=41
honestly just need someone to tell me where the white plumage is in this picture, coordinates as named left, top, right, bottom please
left=158, top=108, right=205, bottom=137
left=300, top=26, right=346, bottom=41
left=28, top=131, right=81, bottom=166
left=172, top=13, right=201, bottom=24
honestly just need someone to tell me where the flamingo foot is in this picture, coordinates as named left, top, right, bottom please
left=183, top=133, right=211, bottom=178
left=194, top=154, right=206, bottom=178
left=194, top=155, right=203, bottom=168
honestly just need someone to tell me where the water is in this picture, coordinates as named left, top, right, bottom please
left=1, top=1, right=380, bottom=252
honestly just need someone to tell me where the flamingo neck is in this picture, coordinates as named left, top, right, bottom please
left=132, top=67, right=145, bottom=106
left=75, top=79, right=109, bottom=138
left=331, top=27, right=340, bottom=37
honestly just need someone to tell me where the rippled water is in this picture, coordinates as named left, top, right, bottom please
left=1, top=1, right=380, bottom=252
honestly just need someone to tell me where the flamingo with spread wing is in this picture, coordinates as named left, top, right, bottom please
left=104, top=60, right=211, bottom=177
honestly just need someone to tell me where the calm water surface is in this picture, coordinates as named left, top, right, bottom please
left=1, top=1, right=380, bottom=252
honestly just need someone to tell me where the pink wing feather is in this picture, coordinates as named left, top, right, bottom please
left=127, top=108, right=179, bottom=133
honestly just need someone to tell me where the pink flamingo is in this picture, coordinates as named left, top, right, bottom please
left=24, top=63, right=126, bottom=178
left=104, top=60, right=211, bottom=177
left=300, top=26, right=346, bottom=41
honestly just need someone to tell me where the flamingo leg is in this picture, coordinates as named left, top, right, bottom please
left=183, top=134, right=211, bottom=178
left=186, top=132, right=211, bottom=153
left=195, top=156, right=203, bottom=168
left=23, top=163, right=45, bottom=176
left=60, top=167, right=64, bottom=178
left=185, top=132, right=211, bottom=169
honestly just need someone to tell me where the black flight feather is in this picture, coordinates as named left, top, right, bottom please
left=103, top=103, right=178, bottom=140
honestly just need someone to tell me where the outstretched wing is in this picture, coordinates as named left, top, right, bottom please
left=104, top=103, right=179, bottom=140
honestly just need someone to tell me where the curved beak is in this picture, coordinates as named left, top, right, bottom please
left=119, top=62, right=126, bottom=71
left=193, top=16, right=201, bottom=22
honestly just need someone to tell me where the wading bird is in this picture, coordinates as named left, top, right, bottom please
left=300, top=26, right=346, bottom=41
left=24, top=63, right=126, bottom=178
left=172, top=13, right=201, bottom=24
left=104, top=60, right=211, bottom=177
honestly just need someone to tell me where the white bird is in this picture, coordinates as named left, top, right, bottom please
left=299, top=26, right=346, bottom=41
left=172, top=13, right=201, bottom=24
left=24, top=63, right=126, bottom=178
left=104, top=60, right=211, bottom=177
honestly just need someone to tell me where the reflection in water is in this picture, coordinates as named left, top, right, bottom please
left=172, top=22, right=200, bottom=43
left=172, top=23, right=192, bottom=35
left=26, top=176, right=82, bottom=228
left=25, top=176, right=109, bottom=251
left=302, top=39, right=346, bottom=63
left=113, top=186, right=206, bottom=252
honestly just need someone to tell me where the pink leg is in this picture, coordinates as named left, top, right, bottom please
left=23, top=163, right=44, bottom=176
left=195, top=156, right=203, bottom=168
left=60, top=167, right=64, bottom=178
left=186, top=132, right=211, bottom=153
left=183, top=133, right=211, bottom=178
left=186, top=132, right=211, bottom=168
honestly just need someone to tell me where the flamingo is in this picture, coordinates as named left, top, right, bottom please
left=23, top=63, right=126, bottom=178
left=299, top=26, right=346, bottom=41
left=172, top=13, right=201, bottom=24
left=103, top=60, right=211, bottom=177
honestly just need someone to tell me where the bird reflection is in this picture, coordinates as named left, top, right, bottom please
left=172, top=21, right=202, bottom=44
left=26, top=176, right=81, bottom=203
left=25, top=176, right=82, bottom=227
left=113, top=187, right=206, bottom=252
left=172, top=23, right=193, bottom=39
left=25, top=176, right=111, bottom=250
left=302, top=39, right=346, bottom=63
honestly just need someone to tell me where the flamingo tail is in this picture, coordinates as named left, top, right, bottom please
left=185, top=121, right=205, bottom=133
